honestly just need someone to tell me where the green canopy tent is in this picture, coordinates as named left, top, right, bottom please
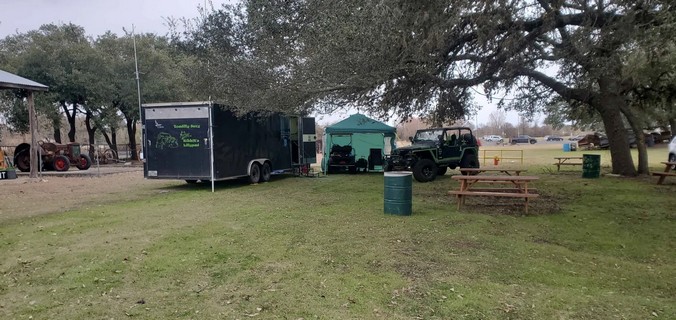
left=322, top=114, right=397, bottom=173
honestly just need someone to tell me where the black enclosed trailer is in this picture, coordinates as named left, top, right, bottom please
left=141, top=102, right=316, bottom=189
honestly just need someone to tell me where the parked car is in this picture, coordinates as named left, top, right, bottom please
left=546, top=135, right=564, bottom=141
left=482, top=135, right=504, bottom=143
left=510, top=135, right=537, bottom=144
left=577, top=133, right=608, bottom=149
left=568, top=135, right=585, bottom=141
left=669, top=135, right=676, bottom=162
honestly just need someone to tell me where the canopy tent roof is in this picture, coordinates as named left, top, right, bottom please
left=0, top=69, right=49, bottom=91
left=325, top=114, right=396, bottom=135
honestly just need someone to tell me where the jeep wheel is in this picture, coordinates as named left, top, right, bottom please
left=460, top=154, right=479, bottom=175
left=437, top=166, right=448, bottom=176
left=412, top=159, right=437, bottom=182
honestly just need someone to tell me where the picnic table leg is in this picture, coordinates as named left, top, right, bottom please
left=657, top=164, right=674, bottom=184
left=657, top=175, right=666, bottom=185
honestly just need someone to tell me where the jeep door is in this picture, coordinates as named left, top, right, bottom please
left=441, top=129, right=462, bottom=158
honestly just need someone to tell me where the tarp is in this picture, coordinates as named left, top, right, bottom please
left=322, top=114, right=397, bottom=173
left=325, top=114, right=396, bottom=135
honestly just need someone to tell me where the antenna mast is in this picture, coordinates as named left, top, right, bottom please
left=132, top=25, right=142, bottom=121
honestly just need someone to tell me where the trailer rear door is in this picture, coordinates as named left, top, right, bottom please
left=301, top=117, right=317, bottom=164
left=144, top=106, right=211, bottom=179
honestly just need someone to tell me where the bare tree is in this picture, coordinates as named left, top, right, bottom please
left=487, top=110, right=507, bottom=135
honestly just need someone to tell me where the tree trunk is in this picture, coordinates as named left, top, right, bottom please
left=111, top=130, right=118, bottom=153
left=595, top=77, right=637, bottom=176
left=61, top=101, right=77, bottom=142
left=100, top=127, right=119, bottom=152
left=596, top=99, right=637, bottom=176
left=670, top=118, right=676, bottom=135
left=125, top=118, right=139, bottom=161
left=101, top=129, right=113, bottom=150
left=84, top=109, right=98, bottom=159
left=52, top=122, right=62, bottom=144
left=620, top=106, right=649, bottom=175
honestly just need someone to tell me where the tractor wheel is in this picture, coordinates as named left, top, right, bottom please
left=248, top=162, right=261, bottom=184
left=14, top=150, right=31, bottom=172
left=437, top=166, right=448, bottom=176
left=412, top=159, right=438, bottom=182
left=104, top=149, right=118, bottom=162
left=53, top=155, right=70, bottom=171
left=261, top=162, right=271, bottom=182
left=77, top=154, right=92, bottom=170
left=460, top=154, right=479, bottom=175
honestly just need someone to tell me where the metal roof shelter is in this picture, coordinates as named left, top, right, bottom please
left=0, top=69, right=49, bottom=178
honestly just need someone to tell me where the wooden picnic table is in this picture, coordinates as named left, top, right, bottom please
left=652, top=162, right=676, bottom=185
left=459, top=168, right=527, bottom=176
left=449, top=175, right=539, bottom=213
left=553, top=156, right=583, bottom=171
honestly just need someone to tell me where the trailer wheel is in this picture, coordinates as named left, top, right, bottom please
left=261, top=162, right=271, bottom=182
left=77, top=154, right=92, bottom=170
left=53, top=155, right=70, bottom=171
left=249, top=163, right=261, bottom=184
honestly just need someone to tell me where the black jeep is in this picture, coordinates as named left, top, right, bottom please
left=385, top=127, right=480, bottom=182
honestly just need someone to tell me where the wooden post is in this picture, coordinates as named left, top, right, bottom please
left=28, top=91, right=38, bottom=178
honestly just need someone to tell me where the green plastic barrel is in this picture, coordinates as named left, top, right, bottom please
left=384, top=171, right=412, bottom=215
left=582, top=154, right=601, bottom=178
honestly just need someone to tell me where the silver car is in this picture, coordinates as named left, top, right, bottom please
left=669, top=136, right=676, bottom=162
left=482, top=135, right=504, bottom=143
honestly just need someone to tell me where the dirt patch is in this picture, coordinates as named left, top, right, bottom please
left=1, top=168, right=176, bottom=223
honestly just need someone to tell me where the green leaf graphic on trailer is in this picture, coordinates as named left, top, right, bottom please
left=156, top=132, right=179, bottom=150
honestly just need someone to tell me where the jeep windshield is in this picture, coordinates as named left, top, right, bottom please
left=413, top=129, right=444, bottom=142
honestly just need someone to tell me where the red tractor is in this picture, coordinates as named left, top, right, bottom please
left=13, top=141, right=92, bottom=172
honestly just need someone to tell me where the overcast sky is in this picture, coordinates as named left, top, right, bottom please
left=0, top=0, right=231, bottom=37
left=0, top=0, right=524, bottom=127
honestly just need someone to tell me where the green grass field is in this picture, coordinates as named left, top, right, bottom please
left=1, top=146, right=674, bottom=319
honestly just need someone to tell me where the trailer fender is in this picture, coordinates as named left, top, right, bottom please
left=247, top=158, right=270, bottom=176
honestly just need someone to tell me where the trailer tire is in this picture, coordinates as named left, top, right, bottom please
left=249, top=163, right=261, bottom=184
left=53, top=155, right=70, bottom=171
left=261, top=162, right=271, bottom=182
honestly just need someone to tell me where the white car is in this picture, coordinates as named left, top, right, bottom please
left=483, top=135, right=504, bottom=142
left=669, top=135, right=676, bottom=162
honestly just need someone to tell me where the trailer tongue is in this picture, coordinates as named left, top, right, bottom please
left=142, top=102, right=315, bottom=190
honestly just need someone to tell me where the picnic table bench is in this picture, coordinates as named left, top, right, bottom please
left=459, top=168, right=527, bottom=176
left=449, top=175, right=539, bottom=213
left=553, top=157, right=583, bottom=171
left=652, top=162, right=676, bottom=185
